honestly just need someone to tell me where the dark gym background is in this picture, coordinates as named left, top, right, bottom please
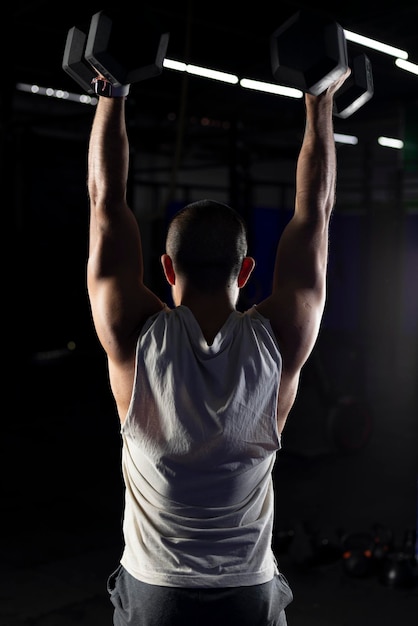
left=4, top=1, right=418, bottom=624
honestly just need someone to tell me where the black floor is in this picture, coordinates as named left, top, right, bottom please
left=3, top=350, right=417, bottom=625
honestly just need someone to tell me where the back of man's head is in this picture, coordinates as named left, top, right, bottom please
left=166, top=199, right=248, bottom=292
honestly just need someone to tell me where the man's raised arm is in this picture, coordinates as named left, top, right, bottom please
left=257, top=70, right=350, bottom=429
left=87, top=96, right=163, bottom=370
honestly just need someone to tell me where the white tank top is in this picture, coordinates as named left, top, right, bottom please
left=120, top=305, right=282, bottom=587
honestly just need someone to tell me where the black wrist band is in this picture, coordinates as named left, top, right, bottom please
left=91, top=77, right=130, bottom=98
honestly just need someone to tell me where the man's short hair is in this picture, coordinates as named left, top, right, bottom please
left=166, top=199, right=248, bottom=292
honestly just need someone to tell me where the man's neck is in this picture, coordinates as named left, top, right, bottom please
left=179, top=290, right=237, bottom=345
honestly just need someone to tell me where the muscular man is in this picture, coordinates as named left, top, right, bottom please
left=86, top=68, right=349, bottom=625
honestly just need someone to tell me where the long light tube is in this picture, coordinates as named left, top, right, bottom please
left=395, top=58, right=418, bottom=75
left=344, top=30, right=408, bottom=59
left=163, top=58, right=238, bottom=84
left=239, top=78, right=302, bottom=98
left=378, top=136, right=404, bottom=149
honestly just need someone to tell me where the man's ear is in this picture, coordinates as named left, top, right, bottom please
left=161, top=254, right=176, bottom=286
left=237, top=256, right=255, bottom=288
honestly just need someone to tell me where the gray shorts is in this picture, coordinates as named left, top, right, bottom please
left=107, top=564, right=293, bottom=626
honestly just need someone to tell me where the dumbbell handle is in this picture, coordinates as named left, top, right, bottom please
left=91, top=77, right=130, bottom=98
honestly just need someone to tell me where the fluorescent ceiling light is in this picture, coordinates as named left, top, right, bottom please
left=240, top=78, right=302, bottom=98
left=163, top=58, right=238, bottom=84
left=395, top=58, right=418, bottom=75
left=186, top=64, right=239, bottom=84
left=344, top=30, right=408, bottom=59
left=334, top=133, right=358, bottom=145
left=16, top=82, right=97, bottom=104
left=378, top=136, right=404, bottom=149
left=163, top=58, right=186, bottom=72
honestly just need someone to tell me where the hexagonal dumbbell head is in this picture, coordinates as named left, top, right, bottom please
left=62, top=26, right=96, bottom=94
left=85, top=9, right=170, bottom=87
left=270, top=10, right=348, bottom=96
left=333, top=53, right=374, bottom=118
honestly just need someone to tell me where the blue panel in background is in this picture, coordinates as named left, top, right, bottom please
left=247, top=206, right=292, bottom=304
left=248, top=207, right=367, bottom=332
left=324, top=213, right=367, bottom=331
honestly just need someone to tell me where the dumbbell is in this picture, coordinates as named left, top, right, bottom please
left=62, top=8, right=170, bottom=94
left=270, top=10, right=374, bottom=118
